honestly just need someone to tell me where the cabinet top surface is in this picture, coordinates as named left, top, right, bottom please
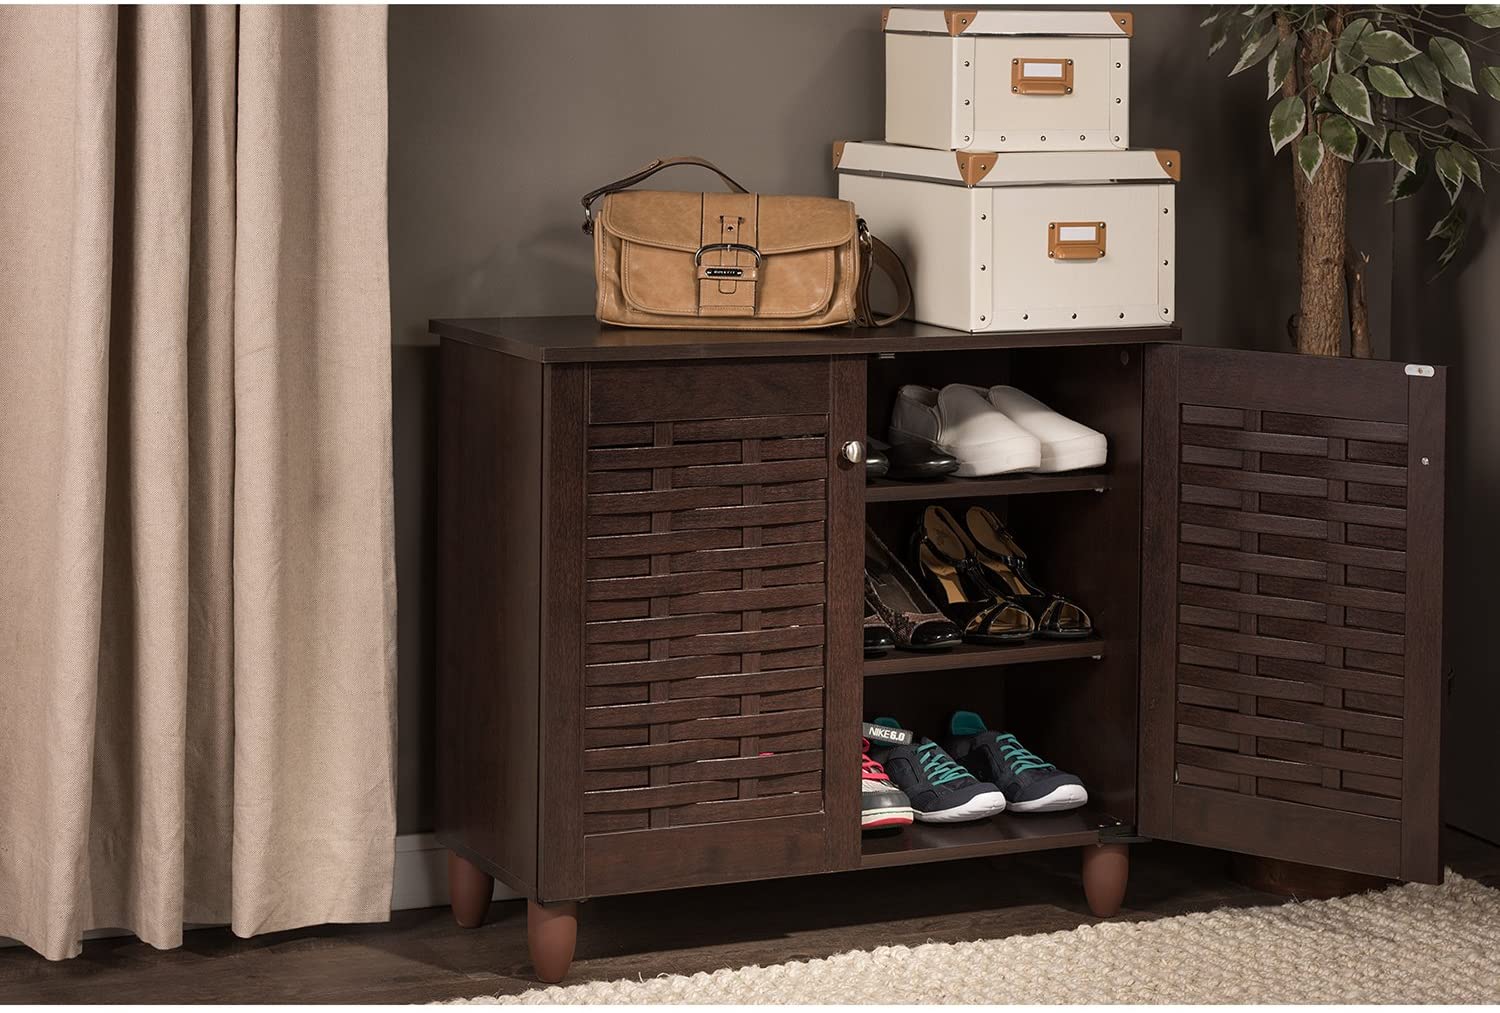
left=429, top=316, right=1182, bottom=363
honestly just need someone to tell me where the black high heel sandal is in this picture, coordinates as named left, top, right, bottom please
left=963, top=505, right=1094, bottom=639
left=911, top=506, right=1036, bottom=644
left=864, top=527, right=962, bottom=651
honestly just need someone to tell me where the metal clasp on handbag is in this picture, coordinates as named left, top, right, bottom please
left=694, top=243, right=762, bottom=279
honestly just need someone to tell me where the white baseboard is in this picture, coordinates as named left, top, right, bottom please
left=2, top=832, right=518, bottom=949
left=392, top=831, right=522, bottom=910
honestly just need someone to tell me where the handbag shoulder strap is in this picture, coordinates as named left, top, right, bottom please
left=854, top=226, right=913, bottom=328
left=581, top=156, right=749, bottom=233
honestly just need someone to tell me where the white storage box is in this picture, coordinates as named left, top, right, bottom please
left=834, top=141, right=1178, bottom=333
left=883, top=8, right=1132, bottom=152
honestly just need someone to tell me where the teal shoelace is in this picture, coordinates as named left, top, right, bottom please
left=995, top=733, right=1054, bottom=774
left=916, top=741, right=972, bottom=786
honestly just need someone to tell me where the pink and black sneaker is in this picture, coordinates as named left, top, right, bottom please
left=861, top=739, right=915, bottom=830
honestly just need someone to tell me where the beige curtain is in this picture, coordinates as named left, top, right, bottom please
left=0, top=5, right=396, bottom=960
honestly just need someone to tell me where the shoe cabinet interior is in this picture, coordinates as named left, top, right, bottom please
left=432, top=316, right=1447, bottom=981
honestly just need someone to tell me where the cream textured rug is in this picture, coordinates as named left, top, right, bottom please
left=453, top=873, right=1500, bottom=1004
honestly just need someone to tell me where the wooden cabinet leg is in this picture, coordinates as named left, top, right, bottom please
left=527, top=899, right=578, bottom=984
left=1081, top=843, right=1129, bottom=917
left=448, top=851, right=494, bottom=928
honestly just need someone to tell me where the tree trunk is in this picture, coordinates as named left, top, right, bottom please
left=1293, top=157, right=1348, bottom=356
left=1346, top=241, right=1372, bottom=358
left=1285, top=9, right=1349, bottom=358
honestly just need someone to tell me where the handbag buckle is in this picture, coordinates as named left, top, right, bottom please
left=694, top=243, right=762, bottom=278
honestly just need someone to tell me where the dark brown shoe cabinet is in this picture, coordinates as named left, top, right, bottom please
left=431, top=317, right=1447, bottom=982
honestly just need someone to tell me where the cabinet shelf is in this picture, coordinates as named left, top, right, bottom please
left=860, top=807, right=1124, bottom=869
left=863, top=637, right=1105, bottom=677
left=864, top=469, right=1111, bottom=502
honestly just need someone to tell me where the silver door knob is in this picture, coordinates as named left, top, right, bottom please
left=842, top=440, right=865, bottom=464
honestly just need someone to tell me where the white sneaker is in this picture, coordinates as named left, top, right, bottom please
left=985, top=386, right=1107, bottom=473
left=890, top=384, right=1041, bottom=477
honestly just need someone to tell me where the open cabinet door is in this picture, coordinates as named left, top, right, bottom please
left=1139, top=346, right=1445, bottom=883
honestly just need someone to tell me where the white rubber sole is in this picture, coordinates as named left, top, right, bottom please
left=914, top=791, right=1009, bottom=823
left=862, top=806, right=915, bottom=828
left=1006, top=784, right=1089, bottom=813
left=946, top=443, right=1044, bottom=477
left=1035, top=435, right=1108, bottom=473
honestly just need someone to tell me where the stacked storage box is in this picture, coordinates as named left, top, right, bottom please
left=836, top=8, right=1179, bottom=333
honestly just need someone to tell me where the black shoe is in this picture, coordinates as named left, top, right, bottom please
left=865, top=528, right=962, bottom=651
left=944, top=711, right=1088, bottom=813
left=864, top=596, right=896, bottom=656
left=963, top=506, right=1093, bottom=639
left=867, top=718, right=1008, bottom=822
left=870, top=437, right=961, bottom=482
left=911, top=505, right=1035, bottom=644
left=865, top=442, right=890, bottom=480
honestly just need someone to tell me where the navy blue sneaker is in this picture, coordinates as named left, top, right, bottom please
left=867, top=718, right=1008, bottom=822
left=944, top=711, right=1088, bottom=813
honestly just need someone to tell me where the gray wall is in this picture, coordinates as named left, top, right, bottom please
left=387, top=5, right=1409, bottom=834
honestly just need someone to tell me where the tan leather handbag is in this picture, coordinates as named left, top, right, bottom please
left=582, top=156, right=911, bottom=330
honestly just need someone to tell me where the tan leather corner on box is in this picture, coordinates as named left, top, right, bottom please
left=1154, top=149, right=1182, bottom=181
left=955, top=150, right=996, bottom=187
left=945, top=9, right=977, bottom=35
left=1109, top=11, right=1134, bottom=36
left=832, top=140, right=847, bottom=170
left=880, top=7, right=890, bottom=30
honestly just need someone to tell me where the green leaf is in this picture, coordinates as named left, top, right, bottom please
left=1432, top=207, right=1468, bottom=275
left=1466, top=5, right=1500, bottom=28
left=1480, top=66, right=1500, bottom=100
left=1402, top=53, right=1445, bottom=104
left=1435, top=146, right=1464, bottom=202
left=1391, top=164, right=1427, bottom=202
left=1429, top=205, right=1464, bottom=242
left=1362, top=30, right=1421, bottom=64
left=1329, top=73, right=1374, bottom=124
left=1296, top=134, right=1326, bottom=182
left=1231, top=27, right=1280, bottom=75
left=1200, top=8, right=1229, bottom=28
left=1335, top=17, right=1372, bottom=74
left=1449, top=143, right=1484, bottom=189
left=1268, top=95, right=1307, bottom=153
left=1355, top=116, right=1388, bottom=153
left=1368, top=64, right=1414, bottom=98
left=1446, top=114, right=1484, bottom=144
left=1310, top=54, right=1332, bottom=93
left=1389, top=131, right=1419, bottom=173
left=1208, top=15, right=1238, bottom=58
left=1430, top=37, right=1477, bottom=93
left=1321, top=114, right=1359, bottom=161
left=1268, top=35, right=1297, bottom=97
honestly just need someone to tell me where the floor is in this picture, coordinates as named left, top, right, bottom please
left=3, top=829, right=1497, bottom=1004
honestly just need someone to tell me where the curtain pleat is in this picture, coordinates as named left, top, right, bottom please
left=0, top=4, right=395, bottom=960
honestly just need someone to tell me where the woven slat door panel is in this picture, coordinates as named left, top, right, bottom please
left=581, top=413, right=832, bottom=839
left=1140, top=347, right=1445, bottom=883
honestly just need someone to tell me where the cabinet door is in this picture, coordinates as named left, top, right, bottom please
left=537, top=356, right=864, bottom=901
left=1139, top=346, right=1445, bottom=883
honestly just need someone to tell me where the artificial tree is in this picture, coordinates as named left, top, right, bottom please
left=1204, top=5, right=1500, bottom=357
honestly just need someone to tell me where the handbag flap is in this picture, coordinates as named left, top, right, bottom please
left=603, top=191, right=854, bottom=319
left=599, top=192, right=856, bottom=254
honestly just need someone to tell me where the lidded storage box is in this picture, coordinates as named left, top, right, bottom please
left=883, top=8, right=1133, bottom=152
left=834, top=140, right=1178, bottom=333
